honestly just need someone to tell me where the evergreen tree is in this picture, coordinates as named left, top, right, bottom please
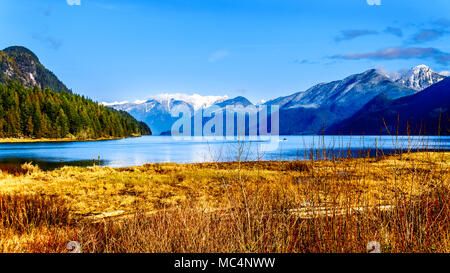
left=56, top=109, right=69, bottom=138
left=26, top=116, right=33, bottom=136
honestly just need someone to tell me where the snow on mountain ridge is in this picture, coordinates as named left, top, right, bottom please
left=394, top=65, right=445, bottom=91
left=102, top=93, right=229, bottom=110
left=264, top=68, right=416, bottom=124
left=151, top=93, right=229, bottom=110
left=102, top=101, right=130, bottom=106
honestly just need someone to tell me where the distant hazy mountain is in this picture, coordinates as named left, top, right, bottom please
left=265, top=69, right=417, bottom=134
left=0, top=46, right=70, bottom=93
left=327, top=77, right=450, bottom=135
left=106, top=94, right=230, bottom=135
left=392, top=65, right=446, bottom=91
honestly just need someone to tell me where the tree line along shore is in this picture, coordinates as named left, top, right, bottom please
left=0, top=81, right=151, bottom=140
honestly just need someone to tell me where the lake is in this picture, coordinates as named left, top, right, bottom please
left=0, top=135, right=448, bottom=169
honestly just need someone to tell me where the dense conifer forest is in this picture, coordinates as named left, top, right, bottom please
left=0, top=81, right=151, bottom=139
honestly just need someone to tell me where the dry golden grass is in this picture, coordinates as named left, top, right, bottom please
left=0, top=151, right=448, bottom=253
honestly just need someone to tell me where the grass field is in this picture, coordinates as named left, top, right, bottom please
left=0, top=151, right=448, bottom=253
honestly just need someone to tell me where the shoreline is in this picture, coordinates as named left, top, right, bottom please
left=0, top=147, right=447, bottom=171
left=0, top=135, right=145, bottom=144
left=0, top=134, right=445, bottom=144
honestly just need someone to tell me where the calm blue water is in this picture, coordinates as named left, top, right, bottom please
left=0, top=135, right=448, bottom=168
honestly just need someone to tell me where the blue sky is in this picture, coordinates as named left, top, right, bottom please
left=0, top=0, right=449, bottom=103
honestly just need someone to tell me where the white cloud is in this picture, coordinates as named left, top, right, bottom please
left=366, top=0, right=381, bottom=6
left=209, top=50, right=230, bottom=63
left=101, top=101, right=129, bottom=106
left=67, top=0, right=81, bottom=6
left=439, top=71, right=450, bottom=77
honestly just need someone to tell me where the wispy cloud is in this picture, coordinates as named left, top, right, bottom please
left=293, top=59, right=309, bottom=64
left=410, top=29, right=448, bottom=43
left=292, top=59, right=318, bottom=65
left=66, top=0, right=81, bottom=6
left=384, top=27, right=403, bottom=37
left=434, top=18, right=450, bottom=28
left=440, top=71, right=450, bottom=77
left=209, top=50, right=230, bottom=63
left=332, top=47, right=450, bottom=65
left=334, top=30, right=378, bottom=42
left=32, top=33, right=63, bottom=50
left=405, top=18, right=449, bottom=44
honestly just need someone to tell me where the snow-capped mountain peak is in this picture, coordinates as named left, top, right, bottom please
left=104, top=93, right=233, bottom=135
left=413, top=64, right=431, bottom=71
left=150, top=93, right=228, bottom=111
left=102, top=93, right=228, bottom=111
left=394, top=65, right=445, bottom=91
left=265, top=68, right=414, bottom=114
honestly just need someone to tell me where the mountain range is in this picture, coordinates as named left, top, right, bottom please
left=107, top=65, right=448, bottom=136
left=264, top=69, right=417, bottom=134
left=327, top=77, right=450, bottom=135
left=105, top=94, right=229, bottom=135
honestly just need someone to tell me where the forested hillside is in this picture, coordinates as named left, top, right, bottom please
left=0, top=81, right=151, bottom=139
left=0, top=46, right=70, bottom=93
